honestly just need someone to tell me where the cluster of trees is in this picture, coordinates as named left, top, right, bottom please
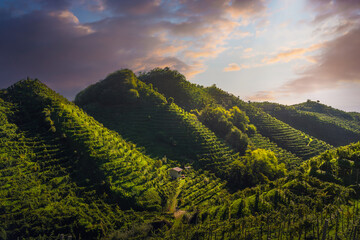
left=139, top=67, right=214, bottom=111
left=196, top=105, right=253, bottom=154
left=227, top=149, right=286, bottom=189
left=306, top=142, right=360, bottom=187
left=75, top=69, right=167, bottom=107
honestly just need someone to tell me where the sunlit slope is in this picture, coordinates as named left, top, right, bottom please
left=140, top=68, right=331, bottom=161
left=75, top=70, right=237, bottom=177
left=0, top=79, right=176, bottom=238
left=254, top=101, right=360, bottom=146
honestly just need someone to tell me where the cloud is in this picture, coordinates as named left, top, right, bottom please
left=308, top=0, right=360, bottom=23
left=250, top=26, right=360, bottom=100
left=224, top=63, right=249, bottom=72
left=247, top=91, right=275, bottom=102
left=307, top=0, right=360, bottom=36
left=0, top=0, right=268, bottom=98
left=247, top=0, right=360, bottom=104
left=280, top=27, right=360, bottom=94
left=244, top=48, right=252, bottom=53
left=263, top=43, right=323, bottom=64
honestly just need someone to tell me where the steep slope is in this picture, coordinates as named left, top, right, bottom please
left=139, top=68, right=331, bottom=161
left=0, top=79, right=177, bottom=239
left=254, top=101, right=360, bottom=146
left=75, top=70, right=237, bottom=178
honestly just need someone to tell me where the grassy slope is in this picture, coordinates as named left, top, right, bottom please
left=254, top=101, right=360, bottom=146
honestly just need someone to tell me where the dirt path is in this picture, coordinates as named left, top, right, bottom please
left=169, top=179, right=185, bottom=213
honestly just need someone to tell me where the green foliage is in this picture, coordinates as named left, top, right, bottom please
left=75, top=69, right=166, bottom=106
left=1, top=71, right=360, bottom=240
left=139, top=67, right=214, bottom=111
left=75, top=69, right=239, bottom=183
left=305, top=142, right=360, bottom=187
left=247, top=124, right=257, bottom=135
left=142, top=67, right=331, bottom=161
left=0, top=79, right=175, bottom=239
left=229, top=106, right=249, bottom=132
left=197, top=105, right=250, bottom=154
left=227, top=149, right=286, bottom=189
left=225, top=127, right=249, bottom=154
left=198, top=105, right=232, bottom=137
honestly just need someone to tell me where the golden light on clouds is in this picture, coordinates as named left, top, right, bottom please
left=224, top=63, right=250, bottom=72
left=263, top=43, right=324, bottom=64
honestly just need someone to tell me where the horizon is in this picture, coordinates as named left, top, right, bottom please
left=0, top=0, right=359, bottom=112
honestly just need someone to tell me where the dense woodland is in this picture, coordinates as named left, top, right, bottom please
left=0, top=68, right=360, bottom=239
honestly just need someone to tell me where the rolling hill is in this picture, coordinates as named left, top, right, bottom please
left=254, top=101, right=360, bottom=146
left=1, top=69, right=360, bottom=239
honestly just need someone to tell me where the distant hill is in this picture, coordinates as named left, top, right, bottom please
left=253, top=101, right=360, bottom=146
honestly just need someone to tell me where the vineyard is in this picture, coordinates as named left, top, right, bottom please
left=1, top=69, right=360, bottom=239
left=243, top=105, right=332, bottom=159
left=249, top=133, right=303, bottom=169
left=140, top=68, right=333, bottom=161
left=76, top=70, right=238, bottom=180
left=255, top=101, right=360, bottom=146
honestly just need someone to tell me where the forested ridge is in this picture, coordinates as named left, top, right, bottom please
left=1, top=68, right=360, bottom=239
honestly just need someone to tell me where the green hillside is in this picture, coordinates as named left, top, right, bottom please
left=0, top=79, right=181, bottom=238
left=139, top=68, right=331, bottom=162
left=254, top=101, right=360, bottom=146
left=1, top=71, right=360, bottom=239
left=75, top=70, right=237, bottom=179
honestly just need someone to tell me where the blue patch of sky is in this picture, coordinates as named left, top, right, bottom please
left=70, top=7, right=111, bottom=23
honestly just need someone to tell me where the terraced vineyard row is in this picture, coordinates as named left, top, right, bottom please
left=77, top=71, right=238, bottom=179
left=177, top=172, right=228, bottom=210
left=245, top=106, right=332, bottom=159
left=249, top=133, right=303, bottom=169
left=0, top=96, right=136, bottom=239
left=0, top=80, right=182, bottom=238
left=254, top=102, right=360, bottom=146
left=140, top=68, right=332, bottom=162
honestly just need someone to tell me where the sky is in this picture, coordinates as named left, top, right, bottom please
left=0, top=0, right=359, bottom=112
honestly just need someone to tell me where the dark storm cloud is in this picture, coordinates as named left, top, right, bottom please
left=0, top=0, right=267, bottom=98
